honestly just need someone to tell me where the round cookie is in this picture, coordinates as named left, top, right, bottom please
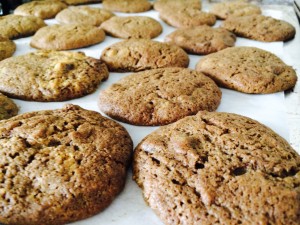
left=101, top=16, right=163, bottom=39
left=0, top=14, right=46, bottom=39
left=14, top=0, right=67, bottom=19
left=0, top=50, right=109, bottom=101
left=98, top=68, right=221, bottom=126
left=100, top=39, right=189, bottom=72
left=159, top=7, right=216, bottom=28
left=222, top=15, right=296, bottom=42
left=133, top=111, right=300, bottom=225
left=55, top=6, right=115, bottom=26
left=210, top=1, right=261, bottom=19
left=102, top=0, right=152, bottom=13
left=0, top=104, right=133, bottom=225
left=63, top=0, right=101, bottom=5
left=154, top=0, right=201, bottom=12
left=196, top=47, right=297, bottom=94
left=30, top=24, right=106, bottom=50
left=0, top=93, right=18, bottom=120
left=0, top=36, right=16, bottom=61
left=165, top=25, right=236, bottom=55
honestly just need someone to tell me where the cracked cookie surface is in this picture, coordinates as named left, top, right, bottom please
left=98, top=68, right=221, bottom=126
left=0, top=93, right=18, bottom=120
left=102, top=0, right=152, bottom=13
left=154, top=0, right=201, bottom=12
left=0, top=15, right=46, bottom=39
left=133, top=111, right=300, bottom=225
left=0, top=50, right=108, bottom=101
left=30, top=24, right=106, bottom=50
left=0, top=104, right=133, bottom=225
left=101, top=16, right=162, bottom=39
left=100, top=39, right=189, bottom=72
left=0, top=36, right=16, bottom=61
left=165, top=25, right=236, bottom=55
left=222, top=15, right=295, bottom=42
left=196, top=47, right=297, bottom=94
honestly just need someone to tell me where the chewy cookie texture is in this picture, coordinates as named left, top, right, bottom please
left=0, top=50, right=109, bottom=101
left=0, top=36, right=16, bottom=61
left=133, top=111, right=300, bottom=225
left=0, top=93, right=18, bottom=120
left=102, top=0, right=152, bottom=13
left=0, top=104, right=133, bottom=225
left=98, top=68, right=221, bottom=126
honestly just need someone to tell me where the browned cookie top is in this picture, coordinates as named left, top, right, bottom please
left=98, top=68, right=221, bottom=126
left=222, top=15, right=296, bottom=42
left=0, top=36, right=16, bottom=61
left=0, top=14, right=46, bottom=39
left=165, top=25, right=236, bottom=55
left=100, top=39, right=189, bottom=72
left=0, top=104, right=133, bottom=225
left=210, top=1, right=261, bottom=19
left=133, top=111, right=300, bottom=225
left=196, top=47, right=297, bottom=94
left=0, top=93, right=18, bottom=120
left=63, top=0, right=102, bottom=5
left=102, top=0, right=152, bottom=13
left=0, top=50, right=109, bottom=101
left=153, top=0, right=201, bottom=12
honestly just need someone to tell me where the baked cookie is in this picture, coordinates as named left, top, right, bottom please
left=101, top=16, right=162, bottom=39
left=196, top=47, right=297, bottom=94
left=165, top=25, right=236, bottom=55
left=14, top=0, right=67, bottom=19
left=0, top=104, right=133, bottom=225
left=222, top=15, right=296, bottom=42
left=0, top=14, right=46, bottom=39
left=154, top=0, right=201, bottom=12
left=55, top=6, right=115, bottom=26
left=30, top=24, right=105, bottom=50
left=63, top=0, right=101, bottom=5
left=100, top=39, right=189, bottom=72
left=102, top=0, right=152, bottom=13
left=98, top=68, right=221, bottom=126
left=0, top=36, right=16, bottom=61
left=210, top=1, right=261, bottom=19
left=0, top=50, right=108, bottom=101
left=0, top=93, right=18, bottom=120
left=159, top=7, right=216, bottom=28
left=133, top=111, right=300, bottom=225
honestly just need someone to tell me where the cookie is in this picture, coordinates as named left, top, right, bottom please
left=0, top=50, right=108, bottom=101
left=0, top=36, right=16, bottom=61
left=165, top=25, right=236, bottom=55
left=55, top=6, right=115, bottom=26
left=210, top=1, right=261, bottom=19
left=196, top=47, right=297, bottom=94
left=154, top=0, right=201, bottom=12
left=0, top=15, right=46, bottom=39
left=63, top=0, right=101, bottom=5
left=159, top=7, right=216, bottom=28
left=30, top=24, right=106, bottom=50
left=98, top=68, right=221, bottom=126
left=100, top=39, right=189, bottom=72
left=102, top=0, right=152, bottom=13
left=0, top=104, right=133, bottom=225
left=133, top=111, right=300, bottom=225
left=101, top=16, right=162, bottom=39
left=0, top=93, right=18, bottom=120
left=14, top=0, right=67, bottom=19
left=222, top=15, right=296, bottom=42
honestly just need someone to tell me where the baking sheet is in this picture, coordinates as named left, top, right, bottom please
left=8, top=3, right=296, bottom=224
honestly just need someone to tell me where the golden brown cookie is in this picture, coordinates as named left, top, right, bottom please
left=0, top=93, right=18, bottom=120
left=30, top=24, right=106, bottom=50
left=14, top=0, right=67, bottom=19
left=55, top=6, right=115, bottom=26
left=102, top=0, right=152, bottom=13
left=0, top=14, right=46, bottom=39
left=63, top=0, right=101, bottom=5
left=100, top=39, right=189, bottom=72
left=165, top=25, right=236, bottom=55
left=0, top=50, right=108, bottom=101
left=0, top=36, right=16, bottom=61
left=133, top=111, right=300, bottom=225
left=154, top=0, right=201, bottom=12
left=0, top=104, right=133, bottom=225
left=210, top=1, right=261, bottom=19
left=196, top=47, right=297, bottom=94
left=222, top=15, right=296, bottom=42
left=101, top=16, right=162, bottom=39
left=98, top=68, right=221, bottom=126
